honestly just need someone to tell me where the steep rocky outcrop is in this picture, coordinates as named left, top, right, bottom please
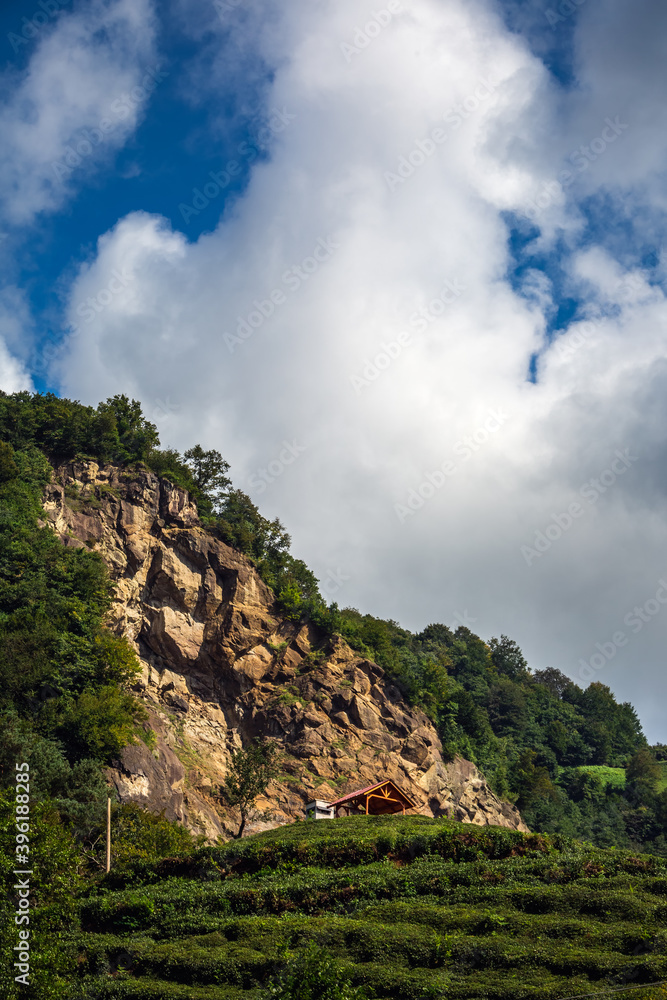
left=42, top=461, right=529, bottom=839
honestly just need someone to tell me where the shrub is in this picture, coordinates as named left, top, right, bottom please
left=263, top=941, right=368, bottom=999
left=52, top=685, right=148, bottom=764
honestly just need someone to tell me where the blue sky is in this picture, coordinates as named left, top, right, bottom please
left=0, top=0, right=274, bottom=390
left=2, top=0, right=667, bottom=740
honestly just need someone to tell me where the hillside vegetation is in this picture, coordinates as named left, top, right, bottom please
left=1, top=390, right=667, bottom=997
left=1, top=390, right=664, bottom=854
left=54, top=816, right=667, bottom=998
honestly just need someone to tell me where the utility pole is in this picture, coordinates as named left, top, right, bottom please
left=106, top=797, right=111, bottom=873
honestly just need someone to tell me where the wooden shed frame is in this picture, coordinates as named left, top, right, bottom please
left=328, top=779, right=416, bottom=817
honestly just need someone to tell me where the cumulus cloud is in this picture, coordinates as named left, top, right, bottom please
left=57, top=0, right=667, bottom=739
left=0, top=0, right=159, bottom=225
left=0, top=286, right=34, bottom=392
left=0, top=340, right=32, bottom=393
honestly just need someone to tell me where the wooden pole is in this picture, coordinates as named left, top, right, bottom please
left=106, top=797, right=111, bottom=873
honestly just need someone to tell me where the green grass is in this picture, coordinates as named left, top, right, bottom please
left=576, top=765, right=627, bottom=789
left=65, top=816, right=667, bottom=999
left=575, top=762, right=667, bottom=794
left=657, top=762, right=667, bottom=794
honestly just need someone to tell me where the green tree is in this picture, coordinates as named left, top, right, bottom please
left=0, top=723, right=109, bottom=841
left=488, top=635, right=529, bottom=680
left=0, top=441, right=18, bottom=482
left=216, top=489, right=291, bottom=559
left=94, top=394, right=159, bottom=464
left=512, top=748, right=557, bottom=812
left=532, top=667, right=577, bottom=700
left=52, top=685, right=148, bottom=764
left=447, top=628, right=494, bottom=702
left=486, top=677, right=528, bottom=736
left=217, top=738, right=280, bottom=839
left=184, top=445, right=231, bottom=511
left=626, top=747, right=661, bottom=790
left=0, top=790, right=84, bottom=999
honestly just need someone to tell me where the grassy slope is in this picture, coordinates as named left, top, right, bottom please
left=576, top=766, right=627, bottom=790
left=658, top=764, right=667, bottom=795
left=69, top=816, right=667, bottom=1000
left=573, top=762, right=667, bottom=793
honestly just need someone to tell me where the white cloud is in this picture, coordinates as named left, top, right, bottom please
left=57, top=0, right=667, bottom=740
left=0, top=0, right=159, bottom=225
left=0, top=339, right=32, bottom=393
left=0, top=286, right=34, bottom=392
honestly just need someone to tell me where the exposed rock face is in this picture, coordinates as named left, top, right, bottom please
left=43, top=461, right=529, bottom=839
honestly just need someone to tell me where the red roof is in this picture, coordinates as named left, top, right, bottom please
left=328, top=779, right=416, bottom=808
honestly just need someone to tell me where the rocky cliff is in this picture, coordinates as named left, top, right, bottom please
left=42, top=461, right=529, bottom=840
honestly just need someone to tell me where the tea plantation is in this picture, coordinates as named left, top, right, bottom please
left=67, top=815, right=667, bottom=1000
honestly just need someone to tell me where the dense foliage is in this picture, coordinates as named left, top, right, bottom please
left=0, top=392, right=159, bottom=468
left=0, top=435, right=147, bottom=772
left=49, top=816, right=667, bottom=998
left=0, top=395, right=202, bottom=999
left=264, top=942, right=369, bottom=1000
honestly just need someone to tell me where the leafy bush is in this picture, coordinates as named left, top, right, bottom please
left=263, top=942, right=368, bottom=999
left=50, top=685, right=148, bottom=765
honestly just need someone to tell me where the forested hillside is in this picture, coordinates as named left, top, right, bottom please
left=0, top=390, right=665, bottom=858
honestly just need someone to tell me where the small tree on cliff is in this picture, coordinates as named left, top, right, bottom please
left=184, top=445, right=231, bottom=513
left=218, top=738, right=280, bottom=839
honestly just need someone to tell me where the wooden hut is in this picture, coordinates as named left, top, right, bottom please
left=328, top=779, right=416, bottom=817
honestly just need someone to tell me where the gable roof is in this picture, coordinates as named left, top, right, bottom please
left=328, top=779, right=416, bottom=809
